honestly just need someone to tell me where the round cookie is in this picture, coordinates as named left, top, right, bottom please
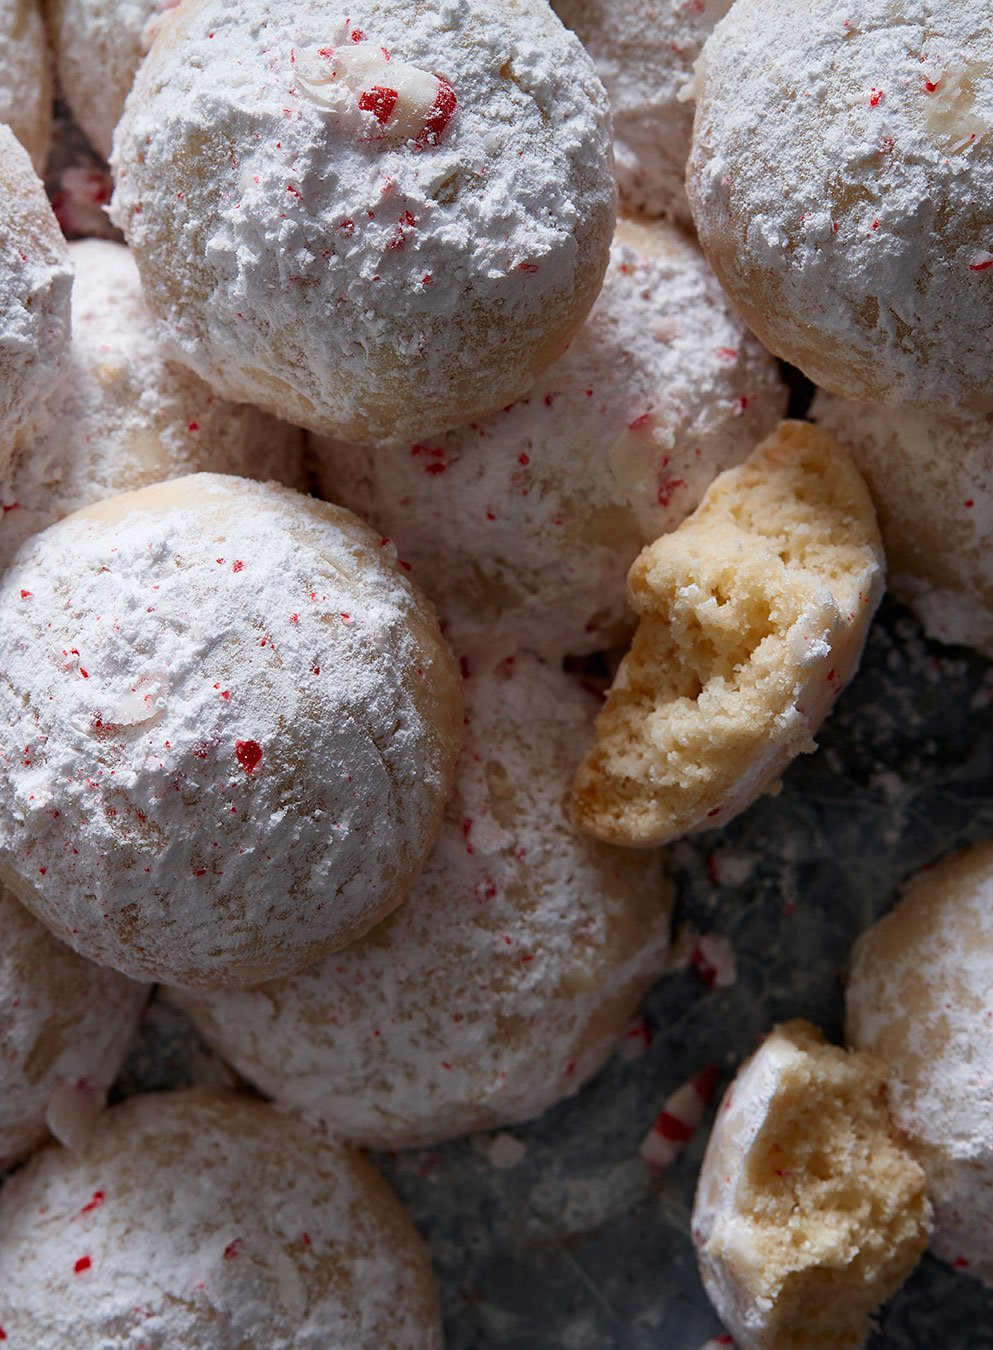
left=0, top=884, right=147, bottom=1173
left=552, top=0, right=733, bottom=223
left=170, top=653, right=672, bottom=1149
left=0, top=473, right=463, bottom=990
left=111, top=0, right=616, bottom=443
left=846, top=843, right=993, bottom=1284
left=0, top=124, right=73, bottom=475
left=47, top=0, right=166, bottom=162
left=0, top=238, right=307, bottom=572
left=813, top=391, right=993, bottom=659
left=571, top=421, right=885, bottom=847
left=693, top=1020, right=931, bottom=1350
left=687, top=0, right=993, bottom=414
left=0, top=0, right=53, bottom=173
left=315, top=217, right=785, bottom=659
left=0, top=1088, right=443, bottom=1348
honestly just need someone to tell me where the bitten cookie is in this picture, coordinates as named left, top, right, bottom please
left=846, top=843, right=993, bottom=1284
left=552, top=0, right=733, bottom=222
left=687, top=0, right=993, bottom=413
left=0, top=238, right=307, bottom=572
left=315, top=217, right=785, bottom=659
left=0, top=884, right=147, bottom=1173
left=813, top=391, right=993, bottom=659
left=170, top=654, right=672, bottom=1149
left=0, top=0, right=53, bottom=173
left=0, top=125, right=73, bottom=474
left=693, top=1020, right=931, bottom=1350
left=571, top=421, right=884, bottom=847
left=111, top=0, right=616, bottom=443
left=0, top=474, right=462, bottom=989
left=0, top=1088, right=443, bottom=1348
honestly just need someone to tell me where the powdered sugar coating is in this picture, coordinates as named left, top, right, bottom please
left=48, top=0, right=168, bottom=161
left=813, top=391, right=993, bottom=660
left=170, top=654, right=672, bottom=1150
left=687, top=0, right=993, bottom=413
left=0, top=0, right=53, bottom=173
left=0, top=126, right=73, bottom=475
left=0, top=239, right=307, bottom=573
left=0, top=1088, right=443, bottom=1348
left=846, top=843, right=993, bottom=1283
left=0, top=884, right=147, bottom=1173
left=552, top=0, right=733, bottom=223
left=0, top=473, right=463, bottom=989
left=111, top=0, right=616, bottom=443
left=314, top=217, right=785, bottom=659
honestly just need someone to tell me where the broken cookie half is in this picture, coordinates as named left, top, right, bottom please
left=693, top=1020, right=932, bottom=1350
left=571, top=421, right=884, bottom=846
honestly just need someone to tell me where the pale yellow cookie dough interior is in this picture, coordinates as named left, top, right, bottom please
left=732, top=1023, right=930, bottom=1349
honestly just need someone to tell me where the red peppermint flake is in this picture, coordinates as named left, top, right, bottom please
left=350, top=27, right=365, bottom=42
left=286, top=183, right=303, bottom=200
left=358, top=86, right=399, bottom=125
left=414, top=77, right=457, bottom=149
left=235, top=740, right=264, bottom=774
left=232, top=560, right=244, bottom=573
left=868, top=87, right=884, bottom=106
left=74, top=1255, right=92, bottom=1275
left=80, top=1190, right=105, bottom=1215
left=188, top=421, right=200, bottom=433
left=653, top=1109, right=695, bottom=1143
left=657, top=476, right=685, bottom=509
left=969, top=252, right=993, bottom=273
left=223, top=1238, right=242, bottom=1260
left=19, top=590, right=31, bottom=599
left=924, top=79, right=940, bottom=93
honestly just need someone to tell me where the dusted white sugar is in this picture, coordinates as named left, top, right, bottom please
left=813, top=391, right=993, bottom=659
left=687, top=0, right=993, bottom=413
left=0, top=239, right=307, bottom=572
left=0, top=884, right=147, bottom=1173
left=0, top=474, right=463, bottom=990
left=0, top=1089, right=443, bottom=1349
left=111, top=0, right=616, bottom=443
left=171, top=654, right=672, bottom=1150
left=0, top=126, right=73, bottom=475
left=552, top=0, right=733, bottom=222
left=48, top=0, right=166, bottom=161
left=315, top=217, right=785, bottom=659
left=846, top=843, right=993, bottom=1283
left=0, top=0, right=53, bottom=173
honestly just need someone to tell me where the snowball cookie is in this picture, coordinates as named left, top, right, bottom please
left=110, top=0, right=616, bottom=444
left=0, top=0, right=53, bottom=173
left=0, top=125, right=73, bottom=475
left=315, top=217, right=785, bottom=660
left=687, top=1, right=993, bottom=415
left=0, top=474, right=463, bottom=990
left=571, top=421, right=884, bottom=847
left=0, top=884, right=147, bottom=1173
left=169, top=654, right=672, bottom=1150
left=47, top=0, right=166, bottom=162
left=0, top=239, right=307, bottom=573
left=552, top=0, right=733, bottom=223
left=846, top=843, right=993, bottom=1284
left=813, top=391, right=993, bottom=660
left=0, top=1088, right=443, bottom=1348
left=693, top=1020, right=931, bottom=1350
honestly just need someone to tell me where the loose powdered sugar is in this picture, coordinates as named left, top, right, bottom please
left=0, top=1089, right=443, bottom=1349
left=111, top=0, right=616, bottom=442
left=170, top=653, right=672, bottom=1150
left=314, top=217, right=785, bottom=660
left=0, top=473, right=462, bottom=990
left=687, top=0, right=993, bottom=413
left=0, top=126, right=73, bottom=476
left=0, top=238, right=307, bottom=573
left=0, top=884, right=148, bottom=1173
left=552, top=0, right=733, bottom=223
left=0, top=0, right=53, bottom=173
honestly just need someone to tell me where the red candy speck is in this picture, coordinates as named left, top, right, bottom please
left=232, top=560, right=244, bottom=573
left=358, top=86, right=399, bottom=125
left=235, top=740, right=264, bottom=774
left=223, top=1239, right=242, bottom=1260
left=74, top=1255, right=92, bottom=1274
left=187, top=421, right=200, bottom=433
left=350, top=28, right=364, bottom=42
left=19, top=590, right=31, bottom=599
left=414, top=77, right=457, bottom=149
left=80, top=1191, right=105, bottom=1215
left=868, top=87, right=884, bottom=106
